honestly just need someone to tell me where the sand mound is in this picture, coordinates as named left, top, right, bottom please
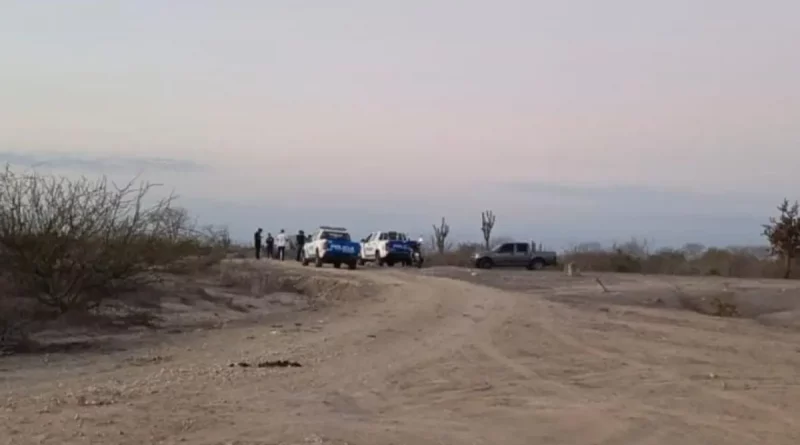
left=218, top=260, right=377, bottom=308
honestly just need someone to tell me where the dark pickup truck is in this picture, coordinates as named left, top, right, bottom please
left=472, top=241, right=557, bottom=270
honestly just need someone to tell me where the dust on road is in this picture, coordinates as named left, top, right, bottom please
left=2, top=260, right=800, bottom=444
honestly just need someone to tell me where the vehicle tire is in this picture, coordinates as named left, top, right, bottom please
left=529, top=258, right=545, bottom=270
left=358, top=257, right=365, bottom=266
left=315, top=250, right=323, bottom=268
left=347, top=261, right=357, bottom=270
left=333, top=262, right=341, bottom=269
left=375, top=251, right=384, bottom=267
left=477, top=258, right=493, bottom=269
left=301, top=250, right=309, bottom=266
left=387, top=261, right=395, bottom=267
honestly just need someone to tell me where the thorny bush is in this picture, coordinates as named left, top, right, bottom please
left=0, top=166, right=223, bottom=314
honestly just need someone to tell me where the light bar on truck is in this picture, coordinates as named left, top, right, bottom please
left=319, top=225, right=348, bottom=232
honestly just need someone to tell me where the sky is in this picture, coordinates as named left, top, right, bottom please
left=1, top=0, right=798, bottom=249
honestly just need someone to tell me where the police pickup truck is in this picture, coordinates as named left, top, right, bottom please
left=359, top=231, right=414, bottom=267
left=301, top=226, right=361, bottom=269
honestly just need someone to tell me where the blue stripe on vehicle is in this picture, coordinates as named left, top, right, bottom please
left=326, top=240, right=361, bottom=256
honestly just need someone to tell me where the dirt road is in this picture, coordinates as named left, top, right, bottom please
left=2, top=261, right=800, bottom=444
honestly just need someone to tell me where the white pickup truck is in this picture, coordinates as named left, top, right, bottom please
left=301, top=226, right=361, bottom=269
left=358, top=230, right=414, bottom=267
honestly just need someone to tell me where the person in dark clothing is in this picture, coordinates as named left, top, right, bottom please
left=265, top=232, right=275, bottom=259
left=254, top=228, right=263, bottom=259
left=295, top=230, right=306, bottom=261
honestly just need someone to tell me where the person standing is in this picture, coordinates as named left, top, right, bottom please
left=265, top=232, right=275, bottom=259
left=295, top=229, right=306, bottom=261
left=275, top=229, right=288, bottom=261
left=254, top=228, right=263, bottom=259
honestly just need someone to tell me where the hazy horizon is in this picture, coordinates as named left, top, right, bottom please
left=2, top=1, right=798, bottom=249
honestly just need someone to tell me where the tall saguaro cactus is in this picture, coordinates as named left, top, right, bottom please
left=432, top=217, right=450, bottom=254
left=481, top=210, right=496, bottom=250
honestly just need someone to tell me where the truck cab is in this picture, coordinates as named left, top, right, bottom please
left=473, top=241, right=557, bottom=270
left=359, top=230, right=413, bottom=266
left=301, top=226, right=361, bottom=269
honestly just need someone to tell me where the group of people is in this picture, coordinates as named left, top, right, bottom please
left=253, top=228, right=307, bottom=261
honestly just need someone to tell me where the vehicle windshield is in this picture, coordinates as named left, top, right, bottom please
left=320, top=231, right=351, bottom=241
left=386, top=231, right=407, bottom=241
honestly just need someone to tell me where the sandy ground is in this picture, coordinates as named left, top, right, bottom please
left=2, top=260, right=800, bottom=444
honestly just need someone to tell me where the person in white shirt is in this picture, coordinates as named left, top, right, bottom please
left=275, top=229, right=288, bottom=261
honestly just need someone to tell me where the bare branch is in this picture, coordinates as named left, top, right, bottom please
left=0, top=164, right=219, bottom=313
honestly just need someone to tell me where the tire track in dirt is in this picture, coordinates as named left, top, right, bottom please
left=242, top=266, right=800, bottom=443
left=413, top=271, right=800, bottom=442
left=374, top=273, right=656, bottom=444
left=191, top=264, right=523, bottom=443
left=4, top=261, right=800, bottom=444
left=525, top=288, right=800, bottom=433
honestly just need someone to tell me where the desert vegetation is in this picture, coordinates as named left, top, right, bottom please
left=0, top=166, right=232, bottom=352
left=762, top=198, right=800, bottom=278
left=426, top=202, right=800, bottom=279
left=3, top=162, right=799, bottom=355
left=431, top=217, right=450, bottom=254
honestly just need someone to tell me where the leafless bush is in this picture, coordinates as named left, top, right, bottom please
left=0, top=299, right=36, bottom=355
left=425, top=242, right=481, bottom=267
left=163, top=224, right=233, bottom=275
left=710, top=297, right=740, bottom=317
left=681, top=242, right=706, bottom=259
left=672, top=284, right=741, bottom=318
left=612, top=237, right=651, bottom=258
left=0, top=166, right=212, bottom=314
left=562, top=241, right=789, bottom=279
left=200, top=224, right=232, bottom=250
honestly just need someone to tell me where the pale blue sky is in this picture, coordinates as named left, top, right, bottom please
left=1, top=1, right=798, bottom=248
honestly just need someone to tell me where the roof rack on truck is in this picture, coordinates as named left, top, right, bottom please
left=319, top=226, right=348, bottom=232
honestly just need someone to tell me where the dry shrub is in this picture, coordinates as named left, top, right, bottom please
left=164, top=226, right=232, bottom=275
left=0, top=166, right=222, bottom=316
left=425, top=242, right=481, bottom=267
left=226, top=245, right=251, bottom=259
left=674, top=288, right=740, bottom=318
left=421, top=236, right=786, bottom=279
left=0, top=300, right=35, bottom=355
left=562, top=241, right=787, bottom=279
left=218, top=260, right=373, bottom=307
left=425, top=251, right=475, bottom=268
left=641, top=249, right=689, bottom=275
left=565, top=250, right=642, bottom=273
left=710, top=297, right=740, bottom=317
